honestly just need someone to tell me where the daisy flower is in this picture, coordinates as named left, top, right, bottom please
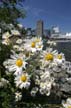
left=2, top=38, right=11, bottom=45
left=24, top=37, right=43, bottom=52
left=3, top=51, right=27, bottom=74
left=54, top=53, right=65, bottom=65
left=39, top=72, right=54, bottom=96
left=11, top=29, right=20, bottom=36
left=2, top=32, right=11, bottom=45
left=15, top=92, right=22, bottom=101
left=51, top=53, right=66, bottom=72
left=14, top=73, right=30, bottom=89
left=62, top=98, right=71, bottom=108
left=35, top=70, right=54, bottom=96
left=13, top=45, right=20, bottom=51
left=0, top=78, right=9, bottom=88
left=16, top=39, right=23, bottom=44
left=39, top=82, right=51, bottom=96
left=2, top=32, right=11, bottom=39
left=31, top=87, right=38, bottom=97
left=13, top=44, right=25, bottom=52
left=40, top=48, right=58, bottom=68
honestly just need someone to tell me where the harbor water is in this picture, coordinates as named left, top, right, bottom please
left=55, top=42, right=71, bottom=61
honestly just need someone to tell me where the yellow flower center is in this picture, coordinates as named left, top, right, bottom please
left=35, top=38, right=40, bottom=42
left=20, top=75, right=27, bottom=82
left=31, top=42, right=36, bottom=48
left=45, top=53, right=53, bottom=61
left=16, top=59, right=23, bottom=67
left=68, top=106, right=71, bottom=108
left=38, top=45, right=42, bottom=48
left=25, top=52, right=30, bottom=57
left=57, top=54, right=62, bottom=59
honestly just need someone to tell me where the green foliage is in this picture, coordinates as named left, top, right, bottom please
left=0, top=44, right=11, bottom=63
left=0, top=86, right=15, bottom=108
left=0, top=44, right=16, bottom=108
left=0, top=6, right=25, bottom=23
left=0, top=44, right=11, bottom=78
left=0, top=0, right=26, bottom=23
left=0, top=0, right=25, bottom=4
left=13, top=101, right=62, bottom=108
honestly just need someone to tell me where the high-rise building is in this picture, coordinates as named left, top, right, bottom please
left=36, top=20, right=43, bottom=37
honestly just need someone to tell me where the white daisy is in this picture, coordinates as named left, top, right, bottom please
left=36, top=42, right=43, bottom=51
left=11, top=29, right=20, bottom=36
left=40, top=71, right=50, bottom=81
left=2, top=32, right=11, bottom=45
left=39, top=82, right=51, bottom=96
left=0, top=78, right=9, bottom=88
left=31, top=87, right=38, bottom=96
left=24, top=37, right=43, bottom=52
left=35, top=70, right=54, bottom=96
left=24, top=51, right=33, bottom=60
left=16, top=39, right=23, bottom=44
left=40, top=48, right=58, bottom=68
left=2, top=38, right=11, bottom=45
left=14, top=73, right=30, bottom=89
left=62, top=98, right=71, bottom=108
left=2, top=32, right=11, bottom=39
left=54, top=53, right=65, bottom=65
left=15, top=92, right=22, bottom=101
left=13, top=45, right=20, bottom=51
left=13, top=44, right=25, bottom=52
left=3, top=52, right=27, bottom=74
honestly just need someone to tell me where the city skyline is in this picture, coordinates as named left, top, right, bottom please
left=18, top=0, right=71, bottom=33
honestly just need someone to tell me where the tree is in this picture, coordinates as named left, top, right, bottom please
left=0, top=0, right=26, bottom=24
left=0, top=0, right=26, bottom=76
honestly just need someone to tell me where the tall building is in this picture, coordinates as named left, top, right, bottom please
left=36, top=20, right=43, bottom=37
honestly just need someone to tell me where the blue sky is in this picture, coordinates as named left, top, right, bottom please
left=19, top=0, right=71, bottom=33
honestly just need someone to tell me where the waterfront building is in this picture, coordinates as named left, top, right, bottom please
left=51, top=26, right=60, bottom=34
left=23, top=20, right=71, bottom=40
left=36, top=20, right=43, bottom=37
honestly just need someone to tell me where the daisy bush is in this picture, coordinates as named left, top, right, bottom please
left=1, top=23, right=71, bottom=108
